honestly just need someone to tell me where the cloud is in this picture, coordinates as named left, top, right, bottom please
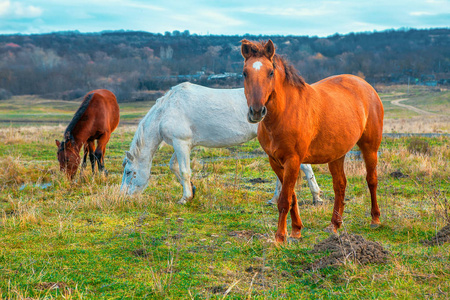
left=0, top=0, right=42, bottom=18
left=410, top=11, right=435, bottom=16
left=239, top=6, right=330, bottom=17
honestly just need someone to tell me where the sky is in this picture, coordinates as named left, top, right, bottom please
left=0, top=0, right=448, bottom=37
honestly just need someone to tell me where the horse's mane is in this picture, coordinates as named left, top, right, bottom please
left=241, top=40, right=306, bottom=89
left=129, top=87, right=178, bottom=157
left=64, top=93, right=94, bottom=140
left=273, top=55, right=306, bottom=89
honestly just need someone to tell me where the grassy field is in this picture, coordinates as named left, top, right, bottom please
left=0, top=85, right=449, bottom=299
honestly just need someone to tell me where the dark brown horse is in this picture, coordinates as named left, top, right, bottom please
left=241, top=40, right=384, bottom=243
left=56, top=89, right=120, bottom=179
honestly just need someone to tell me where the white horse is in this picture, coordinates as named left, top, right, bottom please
left=120, top=82, right=323, bottom=205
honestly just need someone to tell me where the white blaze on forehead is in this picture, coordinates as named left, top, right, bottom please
left=252, top=61, right=263, bottom=71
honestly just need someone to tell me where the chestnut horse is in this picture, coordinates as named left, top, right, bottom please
left=241, top=40, right=384, bottom=243
left=56, top=89, right=120, bottom=179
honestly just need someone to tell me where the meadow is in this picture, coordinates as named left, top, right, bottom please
left=0, top=85, right=449, bottom=299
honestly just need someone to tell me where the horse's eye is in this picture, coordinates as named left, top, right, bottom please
left=269, top=70, right=274, bottom=77
left=243, top=71, right=247, bottom=78
left=126, top=170, right=132, bottom=176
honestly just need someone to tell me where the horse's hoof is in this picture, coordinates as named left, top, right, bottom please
left=370, top=222, right=381, bottom=229
left=266, top=201, right=276, bottom=206
left=177, top=199, right=187, bottom=205
left=191, top=183, right=196, bottom=198
left=323, top=224, right=338, bottom=235
left=313, top=199, right=324, bottom=206
left=275, top=233, right=287, bottom=243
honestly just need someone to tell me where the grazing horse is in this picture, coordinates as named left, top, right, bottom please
left=120, top=82, right=323, bottom=205
left=56, top=89, right=120, bottom=179
left=241, top=40, right=384, bottom=242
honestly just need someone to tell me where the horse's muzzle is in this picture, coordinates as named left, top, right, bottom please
left=247, top=106, right=267, bottom=123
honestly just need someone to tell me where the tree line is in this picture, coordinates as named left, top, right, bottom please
left=0, top=28, right=448, bottom=101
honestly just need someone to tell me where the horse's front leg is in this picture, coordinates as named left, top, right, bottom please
left=81, top=143, right=88, bottom=170
left=270, top=157, right=303, bottom=242
left=172, top=140, right=194, bottom=204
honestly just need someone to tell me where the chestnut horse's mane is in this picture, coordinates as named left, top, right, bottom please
left=241, top=39, right=306, bottom=89
left=274, top=55, right=306, bottom=89
left=64, top=93, right=94, bottom=141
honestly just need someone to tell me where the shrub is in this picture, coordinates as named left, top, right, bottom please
left=407, top=138, right=430, bottom=155
left=0, top=88, right=12, bottom=100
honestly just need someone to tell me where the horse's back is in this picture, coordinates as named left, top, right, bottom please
left=302, top=75, right=383, bottom=163
left=87, top=89, right=120, bottom=133
left=313, top=74, right=382, bottom=127
left=317, top=75, right=384, bottom=144
left=157, top=82, right=256, bottom=147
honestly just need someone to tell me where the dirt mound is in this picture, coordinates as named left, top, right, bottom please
left=306, top=232, right=390, bottom=270
left=421, top=224, right=450, bottom=246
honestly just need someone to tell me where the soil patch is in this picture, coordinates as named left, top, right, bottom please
left=207, top=285, right=227, bottom=294
left=248, top=177, right=269, bottom=184
left=390, top=170, right=409, bottom=179
left=306, top=233, right=390, bottom=270
left=228, top=230, right=267, bottom=240
left=131, top=248, right=149, bottom=257
left=421, top=224, right=450, bottom=246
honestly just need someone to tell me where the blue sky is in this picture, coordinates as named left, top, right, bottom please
left=0, top=0, right=448, bottom=36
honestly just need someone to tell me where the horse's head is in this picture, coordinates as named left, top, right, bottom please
left=241, top=39, right=278, bottom=123
left=55, top=139, right=81, bottom=180
left=120, top=151, right=150, bottom=195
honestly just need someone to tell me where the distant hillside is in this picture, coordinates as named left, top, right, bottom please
left=0, top=28, right=448, bottom=101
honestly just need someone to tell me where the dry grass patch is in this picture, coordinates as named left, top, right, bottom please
left=383, top=115, right=450, bottom=133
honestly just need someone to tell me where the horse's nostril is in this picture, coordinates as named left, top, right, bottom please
left=262, top=106, right=267, bottom=116
left=249, top=106, right=254, bottom=115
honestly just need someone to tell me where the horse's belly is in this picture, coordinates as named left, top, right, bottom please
left=303, top=139, right=357, bottom=164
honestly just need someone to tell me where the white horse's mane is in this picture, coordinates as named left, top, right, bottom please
left=128, top=86, right=180, bottom=157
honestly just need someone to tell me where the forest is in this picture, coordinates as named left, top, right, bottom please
left=0, top=28, right=448, bottom=101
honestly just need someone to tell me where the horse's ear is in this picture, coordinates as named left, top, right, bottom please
left=55, top=139, right=61, bottom=147
left=241, top=39, right=253, bottom=60
left=264, top=40, right=275, bottom=61
left=126, top=151, right=134, bottom=162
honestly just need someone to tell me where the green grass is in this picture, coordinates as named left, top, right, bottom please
left=378, top=85, right=450, bottom=119
left=0, top=95, right=155, bottom=127
left=1, top=86, right=450, bottom=299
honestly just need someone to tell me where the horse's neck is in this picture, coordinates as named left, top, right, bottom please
left=64, top=133, right=84, bottom=153
left=265, top=83, right=315, bottom=132
left=131, top=110, right=163, bottom=164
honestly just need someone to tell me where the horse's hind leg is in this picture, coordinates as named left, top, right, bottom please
left=268, top=177, right=282, bottom=205
left=172, top=140, right=194, bottom=204
left=300, top=164, right=323, bottom=205
left=94, top=133, right=111, bottom=174
left=326, top=156, right=347, bottom=233
left=357, top=141, right=381, bottom=227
